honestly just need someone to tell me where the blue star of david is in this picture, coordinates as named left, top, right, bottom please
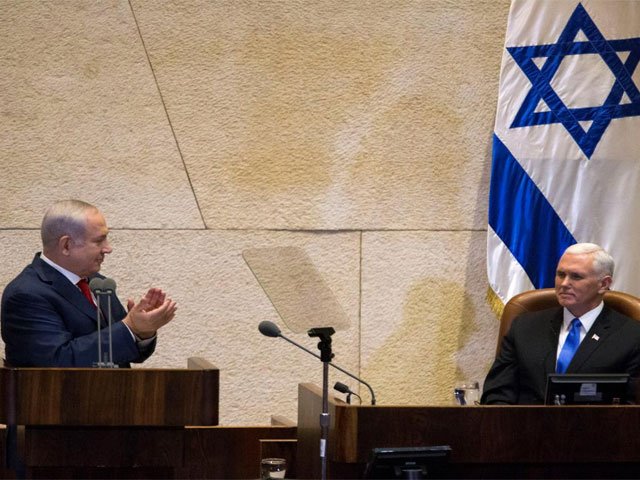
left=508, top=3, right=640, bottom=159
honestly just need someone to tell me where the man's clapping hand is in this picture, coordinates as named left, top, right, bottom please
left=123, top=288, right=177, bottom=339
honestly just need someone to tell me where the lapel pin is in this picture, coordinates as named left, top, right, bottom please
left=592, top=334, right=600, bottom=341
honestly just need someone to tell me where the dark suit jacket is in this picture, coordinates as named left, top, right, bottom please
left=1, top=253, right=156, bottom=367
left=481, top=305, right=640, bottom=404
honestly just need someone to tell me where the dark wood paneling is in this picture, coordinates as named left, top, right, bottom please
left=23, top=427, right=183, bottom=467
left=1, top=357, right=219, bottom=426
left=260, top=439, right=297, bottom=478
left=0, top=361, right=304, bottom=479
left=297, top=383, right=640, bottom=479
left=180, top=426, right=297, bottom=479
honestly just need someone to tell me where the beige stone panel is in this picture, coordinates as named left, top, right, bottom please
left=0, top=232, right=43, bottom=286
left=361, top=231, right=498, bottom=406
left=0, top=1, right=202, bottom=229
left=131, top=0, right=510, bottom=229
left=0, top=230, right=360, bottom=424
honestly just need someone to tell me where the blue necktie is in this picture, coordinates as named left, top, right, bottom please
left=557, top=318, right=582, bottom=373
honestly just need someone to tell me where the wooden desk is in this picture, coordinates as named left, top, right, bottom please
left=0, top=359, right=299, bottom=479
left=297, top=383, right=640, bottom=478
left=19, top=424, right=297, bottom=479
left=1, top=358, right=219, bottom=478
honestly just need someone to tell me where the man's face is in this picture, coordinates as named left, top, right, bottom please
left=66, top=210, right=112, bottom=278
left=555, top=252, right=611, bottom=317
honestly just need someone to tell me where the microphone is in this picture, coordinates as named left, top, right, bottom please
left=258, top=320, right=376, bottom=405
left=259, top=320, right=281, bottom=337
left=333, top=381, right=361, bottom=405
left=333, top=381, right=350, bottom=394
left=102, top=277, right=116, bottom=293
left=88, top=277, right=118, bottom=368
left=88, top=277, right=104, bottom=294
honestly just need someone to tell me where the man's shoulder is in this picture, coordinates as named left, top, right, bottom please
left=507, top=307, right=561, bottom=337
left=602, top=306, right=640, bottom=332
left=2, top=256, right=52, bottom=298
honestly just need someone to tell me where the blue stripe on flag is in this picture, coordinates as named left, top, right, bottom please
left=489, top=134, right=576, bottom=288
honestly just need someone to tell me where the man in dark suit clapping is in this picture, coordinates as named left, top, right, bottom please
left=1, top=199, right=177, bottom=367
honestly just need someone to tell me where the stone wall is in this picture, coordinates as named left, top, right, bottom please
left=0, top=0, right=510, bottom=424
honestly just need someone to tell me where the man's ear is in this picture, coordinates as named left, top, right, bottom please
left=59, top=235, right=72, bottom=256
left=599, top=275, right=613, bottom=293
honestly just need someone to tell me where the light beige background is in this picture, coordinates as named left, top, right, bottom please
left=0, top=0, right=510, bottom=424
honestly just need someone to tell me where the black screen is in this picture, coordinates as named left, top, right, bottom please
left=544, top=373, right=630, bottom=405
left=363, top=445, right=452, bottom=479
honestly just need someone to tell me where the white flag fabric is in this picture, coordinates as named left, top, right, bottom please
left=488, top=0, right=640, bottom=304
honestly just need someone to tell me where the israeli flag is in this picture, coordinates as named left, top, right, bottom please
left=488, top=0, right=640, bottom=304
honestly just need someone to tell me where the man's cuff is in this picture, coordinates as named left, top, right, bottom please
left=122, top=321, right=156, bottom=346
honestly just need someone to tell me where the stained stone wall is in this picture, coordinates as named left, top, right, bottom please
left=0, top=0, right=510, bottom=424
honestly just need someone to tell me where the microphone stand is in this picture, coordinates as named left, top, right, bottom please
left=104, top=288, right=115, bottom=368
left=95, top=295, right=103, bottom=367
left=264, top=321, right=376, bottom=405
left=308, top=327, right=335, bottom=480
left=259, top=320, right=376, bottom=479
left=92, top=288, right=117, bottom=368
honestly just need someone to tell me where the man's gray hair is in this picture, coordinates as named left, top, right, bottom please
left=564, top=242, right=614, bottom=277
left=41, top=199, right=98, bottom=249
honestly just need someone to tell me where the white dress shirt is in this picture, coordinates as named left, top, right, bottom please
left=556, top=301, right=604, bottom=360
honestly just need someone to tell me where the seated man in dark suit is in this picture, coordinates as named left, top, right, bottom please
left=1, top=199, right=177, bottom=367
left=481, top=243, right=640, bottom=404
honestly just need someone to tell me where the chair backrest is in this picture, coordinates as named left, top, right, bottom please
left=497, top=288, right=640, bottom=355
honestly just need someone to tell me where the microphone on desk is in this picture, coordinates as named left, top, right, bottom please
left=258, top=320, right=376, bottom=405
left=89, top=277, right=118, bottom=368
left=333, top=381, right=362, bottom=405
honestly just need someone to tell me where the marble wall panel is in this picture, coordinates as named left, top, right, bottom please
left=0, top=1, right=201, bottom=228
left=0, top=0, right=510, bottom=425
left=361, top=231, right=498, bottom=406
left=131, top=0, right=509, bottom=230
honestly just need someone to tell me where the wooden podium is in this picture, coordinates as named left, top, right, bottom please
left=297, top=383, right=640, bottom=479
left=0, top=357, right=219, bottom=478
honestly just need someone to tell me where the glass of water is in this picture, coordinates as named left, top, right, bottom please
left=261, top=458, right=287, bottom=479
left=454, top=381, right=480, bottom=405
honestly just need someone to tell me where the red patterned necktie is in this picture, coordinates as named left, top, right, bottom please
left=77, top=278, right=96, bottom=307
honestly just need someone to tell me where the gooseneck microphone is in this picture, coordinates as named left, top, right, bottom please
left=333, top=381, right=351, bottom=395
left=334, top=381, right=362, bottom=404
left=258, top=320, right=377, bottom=405
left=101, top=278, right=116, bottom=293
left=258, top=320, right=282, bottom=338
left=89, top=277, right=118, bottom=368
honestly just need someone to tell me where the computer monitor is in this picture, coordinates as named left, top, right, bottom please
left=363, top=445, right=452, bottom=479
left=544, top=373, right=630, bottom=405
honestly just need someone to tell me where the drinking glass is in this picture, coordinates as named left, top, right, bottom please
left=454, top=381, right=480, bottom=405
left=261, top=458, right=287, bottom=479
